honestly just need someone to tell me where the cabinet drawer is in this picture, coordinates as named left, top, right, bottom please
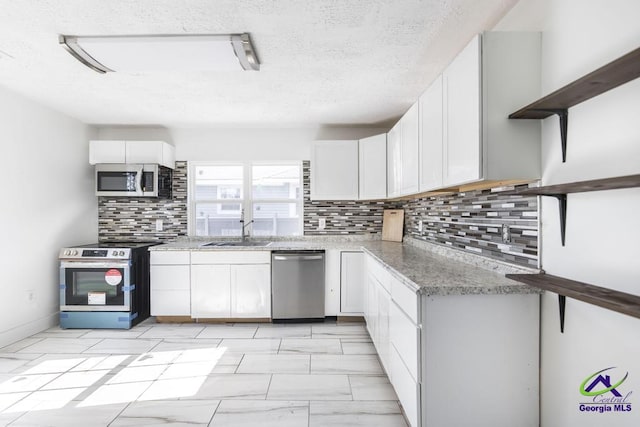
left=191, top=251, right=270, bottom=265
left=391, top=277, right=419, bottom=323
left=390, top=346, right=419, bottom=427
left=151, top=265, right=190, bottom=290
left=151, top=251, right=190, bottom=265
left=151, top=290, right=190, bottom=316
left=390, top=302, right=419, bottom=381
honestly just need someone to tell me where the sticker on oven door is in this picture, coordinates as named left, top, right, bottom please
left=88, top=291, right=106, bottom=305
left=105, top=269, right=122, bottom=286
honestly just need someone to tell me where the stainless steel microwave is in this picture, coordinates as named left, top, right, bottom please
left=95, top=164, right=172, bottom=198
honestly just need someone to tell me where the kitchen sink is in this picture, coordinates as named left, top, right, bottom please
left=203, top=241, right=272, bottom=247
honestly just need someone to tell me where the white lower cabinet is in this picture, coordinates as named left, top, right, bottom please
left=191, top=264, right=231, bottom=317
left=340, top=251, right=364, bottom=314
left=390, top=345, right=419, bottom=427
left=376, top=284, right=391, bottom=375
left=150, top=251, right=191, bottom=316
left=232, top=264, right=271, bottom=317
left=190, top=251, right=271, bottom=319
left=390, top=302, right=419, bottom=380
left=363, top=253, right=540, bottom=427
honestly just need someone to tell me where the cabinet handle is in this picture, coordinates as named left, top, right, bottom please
left=273, top=255, right=323, bottom=261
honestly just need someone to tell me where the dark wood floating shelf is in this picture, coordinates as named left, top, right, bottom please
left=507, top=174, right=640, bottom=245
left=509, top=46, right=640, bottom=162
left=506, top=273, right=640, bottom=333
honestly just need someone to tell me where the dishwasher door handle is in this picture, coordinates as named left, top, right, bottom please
left=273, top=255, right=324, bottom=261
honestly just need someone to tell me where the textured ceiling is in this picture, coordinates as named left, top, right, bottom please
left=0, top=0, right=517, bottom=127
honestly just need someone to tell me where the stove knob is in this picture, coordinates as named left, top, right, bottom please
left=64, top=250, right=71, bottom=256
left=71, top=250, right=78, bottom=256
left=119, top=251, right=126, bottom=256
left=112, top=251, right=118, bottom=257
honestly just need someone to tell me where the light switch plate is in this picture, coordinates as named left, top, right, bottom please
left=418, top=220, right=423, bottom=233
left=318, top=218, right=326, bottom=230
left=156, top=219, right=163, bottom=231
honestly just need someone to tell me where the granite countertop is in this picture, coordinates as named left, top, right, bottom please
left=150, top=237, right=541, bottom=297
left=359, top=241, right=541, bottom=296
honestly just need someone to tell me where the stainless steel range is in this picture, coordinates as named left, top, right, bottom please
left=58, top=242, right=158, bottom=329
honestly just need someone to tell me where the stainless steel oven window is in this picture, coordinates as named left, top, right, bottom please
left=60, top=263, right=132, bottom=311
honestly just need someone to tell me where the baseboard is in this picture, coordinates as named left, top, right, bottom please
left=0, top=312, right=58, bottom=348
left=337, top=315, right=365, bottom=323
left=154, top=316, right=193, bottom=323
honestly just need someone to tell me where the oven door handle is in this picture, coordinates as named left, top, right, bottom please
left=60, top=261, right=129, bottom=269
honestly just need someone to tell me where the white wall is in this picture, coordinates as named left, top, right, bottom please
left=0, top=86, right=97, bottom=347
left=96, top=126, right=388, bottom=161
left=496, top=1, right=640, bottom=426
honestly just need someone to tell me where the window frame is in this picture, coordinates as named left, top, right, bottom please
left=188, top=160, right=303, bottom=237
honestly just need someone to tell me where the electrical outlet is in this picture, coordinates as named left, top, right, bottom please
left=318, top=218, right=326, bottom=230
left=502, top=224, right=511, bottom=243
left=26, top=290, right=34, bottom=302
left=156, top=219, right=163, bottom=231
left=418, top=220, right=423, bottom=233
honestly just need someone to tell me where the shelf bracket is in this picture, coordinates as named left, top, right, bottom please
left=550, top=194, right=568, bottom=246
left=558, top=294, right=566, bottom=333
left=535, top=109, right=569, bottom=162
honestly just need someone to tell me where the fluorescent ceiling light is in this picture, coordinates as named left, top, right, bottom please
left=59, top=33, right=260, bottom=73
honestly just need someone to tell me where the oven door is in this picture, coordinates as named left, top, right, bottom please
left=60, top=261, right=131, bottom=311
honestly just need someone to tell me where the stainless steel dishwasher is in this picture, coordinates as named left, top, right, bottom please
left=271, top=250, right=325, bottom=321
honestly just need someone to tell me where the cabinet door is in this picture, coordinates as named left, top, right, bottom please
left=231, top=264, right=271, bottom=318
left=340, top=252, right=364, bottom=314
left=89, top=140, right=126, bottom=164
left=190, top=264, right=231, bottom=318
left=386, top=123, right=401, bottom=198
left=390, top=346, right=419, bottom=427
left=150, top=265, right=190, bottom=316
left=390, top=302, right=419, bottom=380
left=365, top=275, right=379, bottom=343
left=358, top=134, right=387, bottom=200
left=324, top=249, right=341, bottom=316
left=377, top=285, right=392, bottom=376
left=443, top=34, right=481, bottom=187
left=419, top=75, right=444, bottom=191
left=125, top=141, right=163, bottom=164
left=400, top=102, right=419, bottom=195
left=310, top=140, right=359, bottom=200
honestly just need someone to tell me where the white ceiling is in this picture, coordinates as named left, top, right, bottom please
left=0, top=0, right=517, bottom=128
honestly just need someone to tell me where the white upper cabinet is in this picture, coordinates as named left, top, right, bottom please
left=310, top=140, right=359, bottom=201
left=386, top=123, right=402, bottom=198
left=89, top=140, right=126, bottom=164
left=400, top=102, right=420, bottom=196
left=358, top=133, right=387, bottom=200
left=419, top=75, right=444, bottom=192
left=89, top=140, right=176, bottom=169
left=126, top=141, right=176, bottom=169
left=443, top=35, right=482, bottom=186
left=441, top=32, right=541, bottom=188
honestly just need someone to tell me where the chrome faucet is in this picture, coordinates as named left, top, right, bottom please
left=239, top=209, right=254, bottom=242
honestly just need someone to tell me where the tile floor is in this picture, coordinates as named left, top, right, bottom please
left=0, top=320, right=407, bottom=426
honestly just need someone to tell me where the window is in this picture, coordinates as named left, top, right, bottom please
left=190, top=162, right=302, bottom=237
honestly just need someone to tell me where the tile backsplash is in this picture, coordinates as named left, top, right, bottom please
left=98, top=161, right=188, bottom=242
left=302, top=161, right=400, bottom=235
left=402, top=183, right=539, bottom=267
